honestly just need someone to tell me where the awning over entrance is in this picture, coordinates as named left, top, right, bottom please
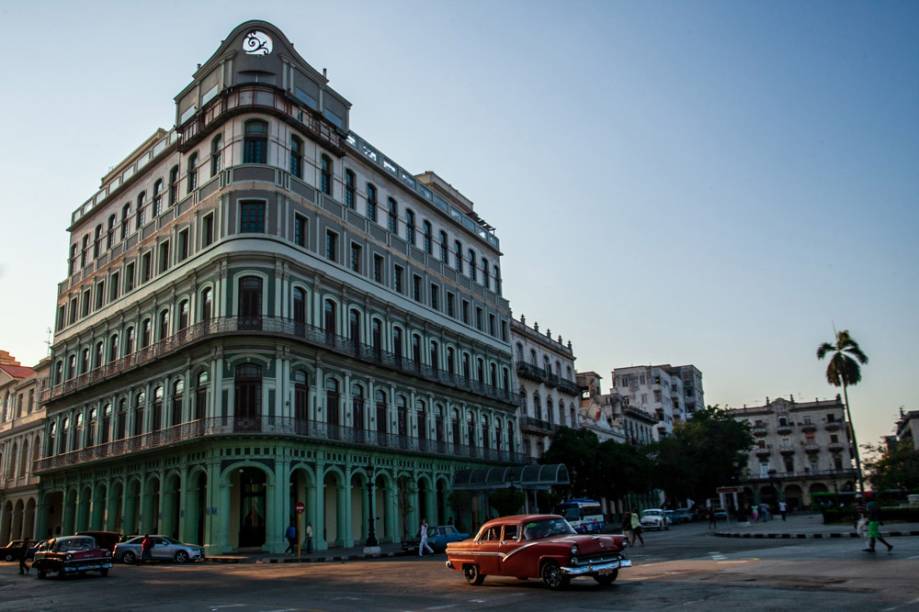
left=452, top=464, right=570, bottom=491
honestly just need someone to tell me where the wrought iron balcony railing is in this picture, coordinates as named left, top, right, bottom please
left=44, top=317, right=516, bottom=407
left=33, top=417, right=525, bottom=473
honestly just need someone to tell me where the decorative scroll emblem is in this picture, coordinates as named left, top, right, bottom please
left=243, top=30, right=273, bottom=55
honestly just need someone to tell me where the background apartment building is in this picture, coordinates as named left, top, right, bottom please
left=611, top=364, right=704, bottom=440
left=894, top=409, right=919, bottom=451
left=728, top=396, right=856, bottom=510
left=0, top=353, right=49, bottom=544
left=35, top=21, right=521, bottom=553
left=511, top=316, right=580, bottom=459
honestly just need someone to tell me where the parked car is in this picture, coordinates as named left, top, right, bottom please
left=445, top=514, right=631, bottom=590
left=32, top=535, right=112, bottom=579
left=402, top=525, right=470, bottom=553
left=27, top=540, right=47, bottom=560
left=668, top=509, right=693, bottom=524
left=76, top=531, right=123, bottom=553
left=640, top=509, right=670, bottom=531
left=713, top=508, right=729, bottom=521
left=114, top=535, right=205, bottom=564
left=0, top=539, right=27, bottom=561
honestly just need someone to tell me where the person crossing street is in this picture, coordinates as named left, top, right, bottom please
left=418, top=518, right=434, bottom=557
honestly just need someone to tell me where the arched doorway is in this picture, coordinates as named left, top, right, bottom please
left=238, top=276, right=263, bottom=330
left=76, top=486, right=92, bottom=532
left=374, top=474, right=391, bottom=543
left=0, top=501, right=12, bottom=543
left=417, top=477, right=431, bottom=525
left=759, top=485, right=778, bottom=509
left=163, top=472, right=182, bottom=540
left=23, top=498, right=36, bottom=541
left=783, top=484, right=803, bottom=511
left=323, top=470, right=343, bottom=548
left=143, top=477, right=161, bottom=534
left=91, top=483, right=107, bottom=530
left=43, top=491, right=63, bottom=538
left=237, top=468, right=267, bottom=548
left=11, top=500, right=23, bottom=541
left=124, top=479, right=141, bottom=535
left=289, top=466, right=315, bottom=551
left=108, top=481, right=124, bottom=532
left=189, top=470, right=207, bottom=545
left=351, top=472, right=367, bottom=546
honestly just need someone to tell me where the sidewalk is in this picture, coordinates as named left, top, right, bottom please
left=713, top=512, right=919, bottom=539
left=251, top=542, right=411, bottom=564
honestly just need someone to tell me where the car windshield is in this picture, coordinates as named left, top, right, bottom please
left=642, top=510, right=661, bottom=516
left=523, top=518, right=576, bottom=540
left=55, top=538, right=94, bottom=552
left=561, top=507, right=580, bottom=520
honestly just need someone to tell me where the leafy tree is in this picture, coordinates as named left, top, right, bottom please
left=541, top=427, right=601, bottom=496
left=818, top=330, right=869, bottom=493
left=865, top=443, right=919, bottom=491
left=488, top=488, right=526, bottom=516
left=652, top=405, right=753, bottom=503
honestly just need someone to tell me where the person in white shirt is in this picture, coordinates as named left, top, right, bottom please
left=419, top=518, right=434, bottom=557
left=778, top=500, right=788, bottom=521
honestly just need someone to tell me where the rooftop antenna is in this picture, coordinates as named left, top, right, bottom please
left=323, top=68, right=327, bottom=78
left=44, top=327, right=52, bottom=356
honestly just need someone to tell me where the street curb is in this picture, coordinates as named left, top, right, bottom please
left=255, top=551, right=410, bottom=564
left=714, top=530, right=919, bottom=539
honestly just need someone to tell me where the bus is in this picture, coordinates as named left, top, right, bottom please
left=556, top=499, right=605, bottom=534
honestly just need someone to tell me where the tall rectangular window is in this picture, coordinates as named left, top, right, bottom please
left=239, top=201, right=266, bottom=233
left=373, top=254, right=384, bottom=283
left=406, top=209, right=416, bottom=245
left=202, top=213, right=214, bottom=246
left=294, top=214, right=307, bottom=247
left=366, top=183, right=377, bottom=222
left=344, top=170, right=355, bottom=208
left=394, top=265, right=404, bottom=293
left=447, top=292, right=455, bottom=318
left=141, top=253, right=152, bottom=283
left=430, top=284, right=439, bottom=310
left=243, top=120, right=268, bottom=164
left=95, top=282, right=105, bottom=309
left=178, top=229, right=189, bottom=261
left=454, top=240, right=463, bottom=273
left=476, top=307, right=483, bottom=330
left=350, top=242, right=362, bottom=273
left=489, top=313, right=496, bottom=336
left=439, top=230, right=448, bottom=261
left=325, top=230, right=338, bottom=262
left=159, top=241, right=170, bottom=273
left=121, top=204, right=130, bottom=239
left=462, top=299, right=469, bottom=324
left=412, top=274, right=422, bottom=302
left=186, top=153, right=198, bottom=192
left=110, top=272, right=120, bottom=301
left=388, top=198, right=398, bottom=233
left=290, top=135, right=303, bottom=178
left=125, top=263, right=135, bottom=292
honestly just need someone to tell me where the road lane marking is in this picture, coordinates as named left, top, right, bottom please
left=881, top=596, right=919, bottom=611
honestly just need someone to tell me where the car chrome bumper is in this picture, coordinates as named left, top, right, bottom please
left=445, top=560, right=455, bottom=570
left=560, top=558, right=631, bottom=576
left=64, top=562, right=113, bottom=572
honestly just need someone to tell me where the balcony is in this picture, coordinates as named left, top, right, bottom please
left=44, top=317, right=516, bottom=407
left=752, top=425, right=769, bottom=437
left=824, top=421, right=842, bottom=432
left=800, top=422, right=817, bottom=433
left=34, top=417, right=526, bottom=474
left=178, top=85, right=343, bottom=155
left=741, top=468, right=857, bottom=482
left=776, top=423, right=794, bottom=435
left=516, top=362, right=547, bottom=383
left=557, top=378, right=581, bottom=396
left=803, top=441, right=821, bottom=453
left=828, top=441, right=846, bottom=452
left=755, top=445, right=772, bottom=457
left=519, top=416, right=556, bottom=436
left=778, top=445, right=796, bottom=455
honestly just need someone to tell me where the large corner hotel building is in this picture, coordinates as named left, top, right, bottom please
left=36, top=21, right=522, bottom=553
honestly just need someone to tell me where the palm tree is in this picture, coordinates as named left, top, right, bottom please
left=817, top=330, right=868, bottom=493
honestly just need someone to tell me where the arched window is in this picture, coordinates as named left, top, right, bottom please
left=476, top=357, right=484, bottom=383
left=238, top=276, right=263, bottom=329
left=172, top=379, right=184, bottom=425
left=515, top=343, right=523, bottom=361
left=454, top=240, right=463, bottom=273
left=67, top=354, right=76, bottom=379
left=86, top=408, right=97, bottom=447
left=352, top=383, right=365, bottom=433
left=489, top=363, right=497, bottom=389
left=243, top=120, right=268, bottom=164
left=107, top=214, right=116, bottom=249
left=446, top=347, right=456, bottom=376
left=375, top=389, right=388, bottom=435
left=405, top=209, right=416, bottom=245
left=461, top=352, right=470, bottom=380
left=80, top=348, right=89, bottom=374
left=134, top=391, right=145, bottom=436
left=158, top=308, right=169, bottom=340
left=48, top=420, right=57, bottom=456
left=483, top=258, right=490, bottom=289
left=495, top=418, right=502, bottom=451
left=397, top=395, right=408, bottom=438
left=195, top=371, right=208, bottom=420
left=152, top=179, right=164, bottom=215
left=168, top=165, right=179, bottom=206
left=430, top=340, right=439, bottom=370
left=178, top=300, right=189, bottom=332
left=502, top=367, right=509, bottom=391
left=451, top=408, right=460, bottom=447
left=465, top=411, right=474, bottom=447
left=325, top=377, right=340, bottom=428
left=187, top=153, right=198, bottom=192
left=366, top=183, right=378, bottom=222
left=109, top=334, right=119, bottom=362
left=422, top=220, right=432, bottom=254
left=94, top=341, right=104, bottom=369
left=387, top=197, right=398, bottom=233
left=152, top=386, right=164, bottom=432
left=125, top=326, right=135, bottom=354
left=210, top=134, right=223, bottom=175
left=469, top=249, right=477, bottom=282
left=323, top=299, right=337, bottom=337
left=344, top=169, right=355, bottom=208
left=101, top=403, right=111, bottom=445
left=136, top=191, right=147, bottom=229
left=74, top=413, right=83, bottom=450
left=234, top=364, right=262, bottom=430
left=320, top=154, right=332, bottom=195
left=116, top=399, right=127, bottom=440
left=349, top=309, right=361, bottom=349
left=371, top=318, right=382, bottom=355
left=417, top=400, right=427, bottom=441
left=54, top=360, right=63, bottom=386
left=481, top=414, right=490, bottom=450
left=411, top=334, right=422, bottom=368
left=393, top=326, right=403, bottom=361
left=290, top=135, right=303, bottom=178
left=200, top=287, right=213, bottom=323
left=293, top=370, right=308, bottom=431
left=292, top=287, right=307, bottom=329
left=94, top=224, right=102, bottom=257
left=60, top=417, right=69, bottom=453
left=438, top=230, right=448, bottom=261
left=532, top=391, right=540, bottom=419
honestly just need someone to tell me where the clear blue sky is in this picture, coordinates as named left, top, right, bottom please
left=0, top=1, right=916, bottom=448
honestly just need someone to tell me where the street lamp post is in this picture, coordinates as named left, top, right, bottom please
left=366, top=463, right=378, bottom=547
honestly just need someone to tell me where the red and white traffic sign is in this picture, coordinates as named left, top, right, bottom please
left=295, top=501, right=305, bottom=514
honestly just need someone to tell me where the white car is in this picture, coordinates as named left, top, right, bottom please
left=639, top=509, right=670, bottom=531
left=114, top=535, right=205, bottom=564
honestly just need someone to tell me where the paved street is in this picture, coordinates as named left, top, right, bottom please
left=2, top=524, right=918, bottom=611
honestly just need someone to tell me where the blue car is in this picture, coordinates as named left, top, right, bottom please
left=402, top=525, right=470, bottom=553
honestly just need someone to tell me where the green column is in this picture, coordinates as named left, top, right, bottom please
left=314, top=474, right=326, bottom=551
left=123, top=483, right=137, bottom=535
left=339, top=476, right=352, bottom=548
left=266, top=459, right=288, bottom=554
left=90, top=484, right=105, bottom=530
left=75, top=486, right=90, bottom=532
left=181, top=468, right=197, bottom=544
left=215, top=474, right=231, bottom=553
left=140, top=478, right=154, bottom=533
left=105, top=480, right=119, bottom=531
left=386, top=485, right=398, bottom=544
left=35, top=491, right=48, bottom=540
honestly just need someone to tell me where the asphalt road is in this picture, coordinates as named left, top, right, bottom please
left=2, top=523, right=918, bottom=611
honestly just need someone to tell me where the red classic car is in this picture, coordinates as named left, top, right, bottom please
left=445, top=514, right=630, bottom=589
left=32, top=535, right=113, bottom=579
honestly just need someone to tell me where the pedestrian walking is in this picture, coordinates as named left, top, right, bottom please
left=863, top=497, right=893, bottom=553
left=418, top=518, right=434, bottom=557
left=19, top=539, right=30, bottom=575
left=708, top=508, right=717, bottom=530
left=305, top=523, right=313, bottom=554
left=284, top=523, right=297, bottom=554
left=621, top=512, right=633, bottom=542
left=778, top=500, right=787, bottom=522
left=140, top=534, right=153, bottom=564
left=629, top=511, right=644, bottom=546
